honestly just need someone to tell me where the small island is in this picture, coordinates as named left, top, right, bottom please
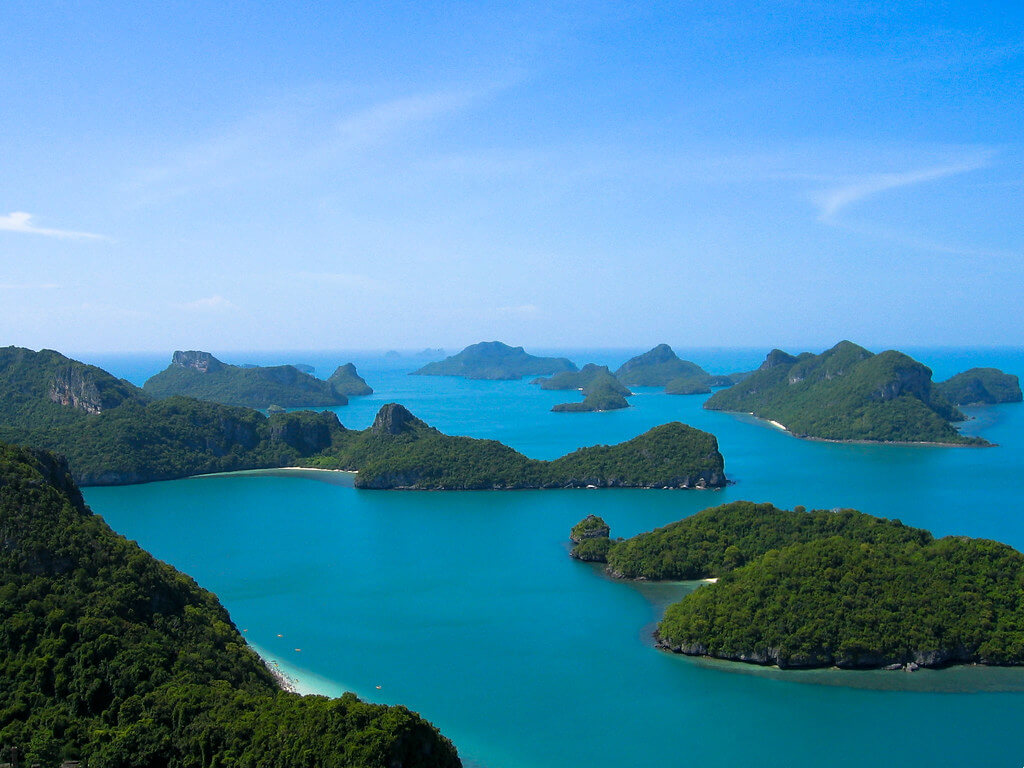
left=0, top=441, right=459, bottom=766
left=935, top=367, right=1022, bottom=405
left=143, top=350, right=352, bottom=408
left=614, top=344, right=741, bottom=394
left=411, top=341, right=576, bottom=380
left=570, top=501, right=1024, bottom=670
left=704, top=341, right=988, bottom=445
left=541, top=365, right=632, bottom=412
left=327, top=362, right=374, bottom=396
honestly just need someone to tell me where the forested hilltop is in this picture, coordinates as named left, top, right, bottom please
left=143, top=350, right=365, bottom=408
left=570, top=501, right=1024, bottom=670
left=0, top=347, right=726, bottom=489
left=0, top=442, right=460, bottom=767
left=412, top=341, right=576, bottom=379
left=704, top=341, right=986, bottom=444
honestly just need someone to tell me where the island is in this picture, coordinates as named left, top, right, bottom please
left=143, top=350, right=350, bottom=408
left=539, top=364, right=633, bottom=412
left=328, top=362, right=374, bottom=395
left=570, top=501, right=1024, bottom=670
left=308, top=403, right=727, bottom=489
left=0, top=347, right=727, bottom=489
left=411, top=341, right=576, bottom=380
left=935, top=367, right=1022, bottom=405
left=704, top=341, right=987, bottom=444
left=614, top=344, right=738, bottom=394
left=0, top=441, right=460, bottom=766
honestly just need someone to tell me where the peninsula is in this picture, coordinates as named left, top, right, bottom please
left=144, top=350, right=355, bottom=408
left=0, top=347, right=726, bottom=489
left=571, top=501, right=1024, bottom=670
left=0, top=441, right=459, bottom=766
left=412, top=341, right=576, bottom=380
left=704, top=341, right=986, bottom=444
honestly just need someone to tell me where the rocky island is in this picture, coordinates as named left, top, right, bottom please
left=704, top=341, right=988, bottom=444
left=570, top=501, right=1024, bottom=670
left=144, top=350, right=357, bottom=408
left=328, top=362, right=374, bottom=396
left=412, top=341, right=576, bottom=380
left=0, top=441, right=460, bottom=766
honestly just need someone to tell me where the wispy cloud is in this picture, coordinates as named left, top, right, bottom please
left=812, top=152, right=995, bottom=222
left=177, top=295, right=239, bottom=312
left=0, top=211, right=106, bottom=240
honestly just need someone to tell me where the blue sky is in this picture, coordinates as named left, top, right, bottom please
left=2, top=1, right=1022, bottom=353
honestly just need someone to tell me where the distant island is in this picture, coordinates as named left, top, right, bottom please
left=307, top=403, right=727, bottom=489
left=615, top=344, right=741, bottom=394
left=143, top=350, right=365, bottom=408
left=328, top=362, right=374, bottom=396
left=538, top=364, right=632, bottom=412
left=935, top=367, right=1021, bottom=405
left=0, top=347, right=726, bottom=489
left=0, top=441, right=459, bottom=766
left=412, top=341, right=576, bottom=380
left=571, top=501, right=1024, bottom=670
left=704, top=341, right=989, bottom=445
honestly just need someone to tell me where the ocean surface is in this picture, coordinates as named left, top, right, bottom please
left=81, top=346, right=1024, bottom=768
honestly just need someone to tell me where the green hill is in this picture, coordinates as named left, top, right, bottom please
left=412, top=341, right=576, bottom=380
left=704, top=341, right=985, bottom=444
left=0, top=442, right=460, bottom=767
left=570, top=501, right=1024, bottom=670
left=327, top=362, right=373, bottom=396
left=144, top=350, right=348, bottom=408
left=547, top=367, right=632, bottom=412
left=615, top=344, right=709, bottom=388
left=308, top=404, right=727, bottom=489
left=935, top=367, right=1022, bottom=405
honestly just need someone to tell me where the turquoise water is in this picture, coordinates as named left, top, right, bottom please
left=82, top=348, right=1024, bottom=768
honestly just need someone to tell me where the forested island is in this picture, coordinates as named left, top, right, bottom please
left=615, top=344, right=741, bottom=394
left=539, top=364, right=632, bottom=412
left=143, top=350, right=367, bottom=408
left=0, top=441, right=460, bottom=766
left=412, top=341, right=576, bottom=380
left=328, top=362, right=374, bottom=396
left=0, top=347, right=726, bottom=489
left=934, top=367, right=1022, bottom=405
left=704, top=341, right=988, bottom=444
left=571, top=501, right=1024, bottom=670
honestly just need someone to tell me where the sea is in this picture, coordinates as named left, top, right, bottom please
left=80, top=346, right=1024, bottom=768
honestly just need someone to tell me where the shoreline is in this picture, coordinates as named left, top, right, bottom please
left=191, top=466, right=358, bottom=485
left=733, top=411, right=988, bottom=447
left=249, top=642, right=351, bottom=698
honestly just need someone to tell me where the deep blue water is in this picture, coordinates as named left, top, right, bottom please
left=82, top=347, right=1024, bottom=768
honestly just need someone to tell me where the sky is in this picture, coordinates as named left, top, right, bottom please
left=2, top=1, right=1022, bottom=354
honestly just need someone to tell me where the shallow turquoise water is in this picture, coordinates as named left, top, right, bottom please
left=83, top=348, right=1024, bottom=768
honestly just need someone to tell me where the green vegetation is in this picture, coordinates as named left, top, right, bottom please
left=571, top=500, right=1024, bottom=669
left=704, top=341, right=986, bottom=444
left=327, top=362, right=374, bottom=396
left=536, top=364, right=630, bottom=395
left=412, top=341, right=576, bottom=380
left=570, top=514, right=611, bottom=542
left=144, top=350, right=348, bottom=408
left=307, top=404, right=727, bottom=489
left=552, top=378, right=631, bottom=412
left=615, top=344, right=709, bottom=388
left=935, top=367, right=1022, bottom=405
left=0, top=347, right=726, bottom=489
left=0, top=442, right=460, bottom=766
left=657, top=534, right=1024, bottom=669
left=596, top=501, right=930, bottom=579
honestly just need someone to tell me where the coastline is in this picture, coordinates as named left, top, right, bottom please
left=191, top=466, right=358, bottom=485
left=249, top=642, right=352, bottom=698
left=733, top=411, right=987, bottom=447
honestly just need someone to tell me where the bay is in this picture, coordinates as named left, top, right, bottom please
left=83, top=347, right=1024, bottom=768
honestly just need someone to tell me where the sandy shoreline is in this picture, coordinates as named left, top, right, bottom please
left=738, top=412, right=986, bottom=447
left=191, top=466, right=358, bottom=485
left=249, top=642, right=351, bottom=698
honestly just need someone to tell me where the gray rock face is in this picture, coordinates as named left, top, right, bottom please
left=172, top=350, right=224, bottom=373
left=47, top=366, right=128, bottom=414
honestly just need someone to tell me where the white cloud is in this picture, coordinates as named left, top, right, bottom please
left=0, top=211, right=106, bottom=240
left=177, top=295, right=239, bottom=312
left=812, top=153, right=994, bottom=222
